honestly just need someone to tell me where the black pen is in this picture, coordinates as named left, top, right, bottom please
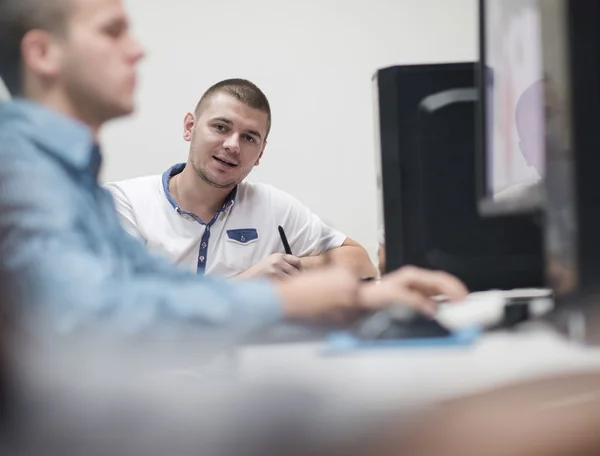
left=278, top=225, right=292, bottom=255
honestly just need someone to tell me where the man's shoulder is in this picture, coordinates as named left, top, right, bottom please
left=0, top=101, right=31, bottom=132
left=233, top=182, right=312, bottom=225
left=0, top=111, right=58, bottom=169
left=105, top=174, right=163, bottom=196
left=0, top=106, right=35, bottom=154
left=237, top=181, right=301, bottom=205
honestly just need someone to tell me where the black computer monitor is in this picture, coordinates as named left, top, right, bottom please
left=477, top=0, right=547, bottom=216
left=373, top=62, right=543, bottom=291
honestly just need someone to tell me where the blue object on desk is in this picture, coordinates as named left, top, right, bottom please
left=323, top=326, right=482, bottom=355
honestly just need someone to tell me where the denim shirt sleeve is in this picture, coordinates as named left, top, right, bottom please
left=0, top=131, right=282, bottom=334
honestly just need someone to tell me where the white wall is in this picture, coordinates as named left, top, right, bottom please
left=101, top=0, right=478, bottom=261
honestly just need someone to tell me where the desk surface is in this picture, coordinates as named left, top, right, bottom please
left=16, top=290, right=600, bottom=415
left=239, top=317, right=600, bottom=412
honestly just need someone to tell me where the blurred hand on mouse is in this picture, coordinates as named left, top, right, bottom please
left=279, top=265, right=468, bottom=324
left=360, top=266, right=468, bottom=316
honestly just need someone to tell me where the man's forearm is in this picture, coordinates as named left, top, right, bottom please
left=300, top=246, right=377, bottom=278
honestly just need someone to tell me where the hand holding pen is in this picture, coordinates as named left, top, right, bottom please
left=234, top=226, right=300, bottom=280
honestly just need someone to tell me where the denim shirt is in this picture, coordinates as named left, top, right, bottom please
left=0, top=100, right=281, bottom=333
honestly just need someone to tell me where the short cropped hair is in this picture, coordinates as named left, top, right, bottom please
left=195, top=78, right=272, bottom=138
left=0, top=0, right=71, bottom=95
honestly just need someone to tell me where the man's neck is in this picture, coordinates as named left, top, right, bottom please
left=25, top=85, right=102, bottom=137
left=170, top=164, right=233, bottom=222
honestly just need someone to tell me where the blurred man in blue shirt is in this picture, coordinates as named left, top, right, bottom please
left=0, top=0, right=467, bottom=334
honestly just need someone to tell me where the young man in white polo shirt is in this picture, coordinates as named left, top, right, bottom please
left=107, top=79, right=377, bottom=280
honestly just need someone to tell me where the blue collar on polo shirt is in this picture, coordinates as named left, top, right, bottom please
left=161, top=163, right=237, bottom=225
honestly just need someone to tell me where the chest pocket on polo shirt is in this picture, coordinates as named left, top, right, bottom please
left=226, top=228, right=259, bottom=245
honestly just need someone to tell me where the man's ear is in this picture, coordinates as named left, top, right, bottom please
left=254, top=140, right=267, bottom=166
left=21, top=30, right=64, bottom=81
left=183, top=112, right=195, bottom=142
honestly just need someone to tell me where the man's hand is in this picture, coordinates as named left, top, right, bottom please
left=359, top=266, right=468, bottom=316
left=236, top=253, right=301, bottom=280
left=277, top=265, right=468, bottom=324
left=277, top=266, right=361, bottom=324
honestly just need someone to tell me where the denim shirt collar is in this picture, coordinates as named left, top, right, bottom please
left=0, top=99, right=101, bottom=178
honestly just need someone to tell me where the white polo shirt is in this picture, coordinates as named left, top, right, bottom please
left=105, top=163, right=346, bottom=277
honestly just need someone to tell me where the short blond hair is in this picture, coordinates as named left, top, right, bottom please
left=195, top=78, right=272, bottom=138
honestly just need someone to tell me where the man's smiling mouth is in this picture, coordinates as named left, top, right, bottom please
left=213, top=156, right=238, bottom=167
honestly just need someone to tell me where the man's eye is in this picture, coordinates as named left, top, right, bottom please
left=215, top=125, right=227, bottom=132
left=243, top=134, right=255, bottom=143
left=103, top=23, right=126, bottom=38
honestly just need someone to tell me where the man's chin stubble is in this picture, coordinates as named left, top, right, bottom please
left=197, top=170, right=236, bottom=189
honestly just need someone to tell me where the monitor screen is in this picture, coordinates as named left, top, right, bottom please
left=478, top=0, right=546, bottom=214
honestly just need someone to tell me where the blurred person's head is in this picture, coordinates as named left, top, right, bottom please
left=0, top=0, right=145, bottom=130
left=515, top=79, right=546, bottom=174
left=515, top=77, right=565, bottom=173
left=183, top=79, right=270, bottom=189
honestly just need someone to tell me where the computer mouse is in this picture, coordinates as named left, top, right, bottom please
left=354, top=309, right=452, bottom=340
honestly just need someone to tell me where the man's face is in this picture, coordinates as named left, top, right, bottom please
left=184, top=93, right=268, bottom=189
left=57, top=0, right=144, bottom=124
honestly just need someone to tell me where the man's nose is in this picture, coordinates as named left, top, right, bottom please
left=223, top=133, right=240, bottom=153
left=127, top=36, right=145, bottom=63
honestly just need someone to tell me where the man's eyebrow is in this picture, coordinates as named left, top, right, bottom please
left=210, top=117, right=263, bottom=140
left=210, top=117, right=233, bottom=125
left=245, top=129, right=262, bottom=140
left=99, top=12, right=129, bottom=31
